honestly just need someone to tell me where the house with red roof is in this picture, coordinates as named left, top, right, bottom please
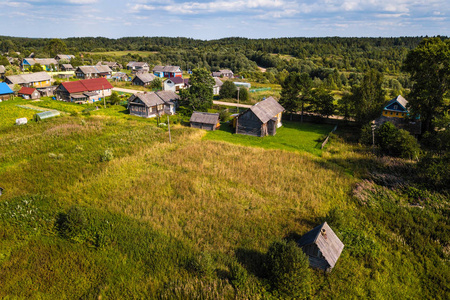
left=18, top=87, right=41, bottom=99
left=55, top=78, right=113, bottom=103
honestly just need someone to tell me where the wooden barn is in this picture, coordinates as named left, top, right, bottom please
left=297, top=222, right=344, bottom=272
left=235, top=97, right=284, bottom=137
left=128, top=91, right=179, bottom=118
left=132, top=72, right=157, bottom=86
left=18, top=87, right=41, bottom=99
left=190, top=112, right=220, bottom=131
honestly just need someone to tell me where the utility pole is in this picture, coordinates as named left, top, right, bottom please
left=167, top=115, right=171, bottom=143
left=102, top=85, right=106, bottom=108
left=371, top=120, right=376, bottom=153
left=237, top=87, right=240, bottom=104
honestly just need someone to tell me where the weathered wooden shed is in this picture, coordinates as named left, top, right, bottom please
left=297, top=222, right=344, bottom=272
left=235, top=97, right=284, bottom=137
left=190, top=112, right=220, bottom=131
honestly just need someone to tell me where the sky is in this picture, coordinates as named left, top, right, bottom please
left=1, top=0, right=449, bottom=39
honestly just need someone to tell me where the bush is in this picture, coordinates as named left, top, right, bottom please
left=100, top=149, right=114, bottom=162
left=219, top=80, right=237, bottom=99
left=238, top=87, right=249, bottom=102
left=376, top=122, right=420, bottom=159
left=219, top=110, right=230, bottom=122
left=265, top=240, right=311, bottom=299
left=186, top=252, right=214, bottom=278
left=55, top=206, right=86, bottom=239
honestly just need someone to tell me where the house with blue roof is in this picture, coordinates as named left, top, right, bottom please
left=0, top=82, right=14, bottom=101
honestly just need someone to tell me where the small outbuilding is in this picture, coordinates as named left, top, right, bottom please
left=235, top=96, right=284, bottom=137
left=0, top=82, right=14, bottom=101
left=18, top=87, right=41, bottom=99
left=190, top=112, right=220, bottom=131
left=297, top=222, right=344, bottom=272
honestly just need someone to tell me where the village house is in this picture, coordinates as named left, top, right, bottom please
left=212, top=69, right=234, bottom=78
left=21, top=58, right=58, bottom=71
left=112, top=72, right=131, bottom=82
left=375, top=95, right=422, bottom=136
left=75, top=65, right=112, bottom=79
left=127, top=61, right=150, bottom=73
left=18, top=87, right=40, bottom=99
left=0, top=65, right=6, bottom=79
left=213, top=77, right=223, bottom=95
left=60, top=64, right=74, bottom=71
left=55, top=78, right=113, bottom=103
left=5, top=72, right=52, bottom=88
left=55, top=54, right=75, bottom=61
left=163, top=77, right=189, bottom=92
left=235, top=97, right=284, bottom=137
left=132, top=72, right=157, bottom=86
left=96, top=61, right=123, bottom=71
left=152, top=65, right=183, bottom=78
left=189, top=112, right=220, bottom=131
left=297, top=222, right=344, bottom=272
left=128, top=91, right=179, bottom=118
left=0, top=82, right=14, bottom=101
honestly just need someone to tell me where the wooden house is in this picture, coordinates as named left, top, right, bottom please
left=5, top=72, right=51, bottom=88
left=382, top=95, right=409, bottom=118
left=127, top=62, right=150, bottom=73
left=0, top=65, right=5, bottom=79
left=132, top=72, right=157, bottom=86
left=235, top=97, right=284, bottom=137
left=96, top=61, right=122, bottom=71
left=75, top=65, right=112, bottom=79
left=18, top=87, right=40, bottom=99
left=128, top=91, right=179, bottom=118
left=21, top=58, right=58, bottom=71
left=213, top=77, right=223, bottom=95
left=55, top=78, right=113, bottom=103
left=163, top=77, right=189, bottom=92
left=297, top=222, right=344, bottom=272
left=153, top=65, right=183, bottom=78
left=212, top=69, right=234, bottom=78
left=190, top=112, right=220, bottom=131
left=0, top=82, right=14, bottom=101
left=112, top=72, right=131, bottom=82
left=60, top=64, right=74, bottom=71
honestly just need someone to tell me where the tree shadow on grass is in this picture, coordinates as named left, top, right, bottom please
left=235, top=248, right=267, bottom=279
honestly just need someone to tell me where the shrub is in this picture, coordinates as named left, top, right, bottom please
left=100, top=149, right=114, bottom=162
left=219, top=80, right=237, bottom=99
left=229, top=261, right=249, bottom=290
left=376, top=122, right=420, bottom=159
left=55, top=206, right=86, bottom=239
left=265, top=240, right=311, bottom=299
left=186, top=252, right=214, bottom=278
left=219, top=110, right=230, bottom=122
left=238, top=87, right=249, bottom=102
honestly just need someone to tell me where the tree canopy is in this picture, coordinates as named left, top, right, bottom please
left=180, top=68, right=214, bottom=112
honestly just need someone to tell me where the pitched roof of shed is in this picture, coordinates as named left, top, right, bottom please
left=61, top=78, right=113, bottom=94
left=6, top=72, right=51, bottom=85
left=190, top=112, right=219, bottom=125
left=298, top=222, right=344, bottom=269
left=249, top=96, right=284, bottom=123
left=62, top=64, right=73, bottom=69
left=134, top=72, right=156, bottom=83
left=0, top=82, right=14, bottom=95
left=18, top=86, right=37, bottom=95
left=0, top=65, right=5, bottom=73
left=213, top=77, right=223, bottom=87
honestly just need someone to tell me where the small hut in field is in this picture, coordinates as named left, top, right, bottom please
left=189, top=112, right=220, bottom=131
left=297, top=222, right=344, bottom=272
left=235, top=97, right=284, bottom=137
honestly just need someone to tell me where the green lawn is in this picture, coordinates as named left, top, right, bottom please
left=0, top=99, right=42, bottom=130
left=204, top=121, right=334, bottom=156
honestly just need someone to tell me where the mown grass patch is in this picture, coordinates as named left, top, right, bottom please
left=204, top=121, right=333, bottom=156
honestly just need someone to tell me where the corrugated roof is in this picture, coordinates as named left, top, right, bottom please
left=24, top=58, right=58, bottom=66
left=0, top=82, right=14, bottom=95
left=61, top=78, right=113, bottom=94
left=62, top=64, right=73, bottom=69
left=6, top=72, right=51, bottom=85
left=135, top=72, right=156, bottom=83
left=249, top=97, right=284, bottom=123
left=77, top=65, right=112, bottom=74
left=18, top=87, right=37, bottom=95
left=190, top=112, right=219, bottom=125
left=298, top=222, right=344, bottom=269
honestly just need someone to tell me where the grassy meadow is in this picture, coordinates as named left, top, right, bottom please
left=0, top=99, right=448, bottom=298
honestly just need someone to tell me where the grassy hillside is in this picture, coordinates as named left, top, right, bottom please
left=0, top=99, right=448, bottom=298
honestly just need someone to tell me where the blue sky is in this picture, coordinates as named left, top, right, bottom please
left=1, top=0, right=449, bottom=39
